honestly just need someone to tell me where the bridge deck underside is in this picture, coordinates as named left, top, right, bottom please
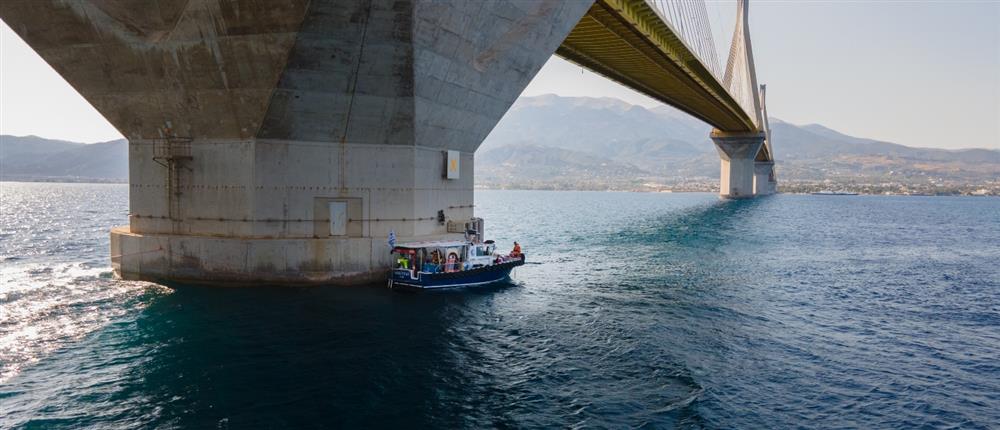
left=557, top=0, right=756, bottom=133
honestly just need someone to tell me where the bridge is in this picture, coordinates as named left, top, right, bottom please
left=0, top=0, right=775, bottom=285
left=561, top=0, right=775, bottom=197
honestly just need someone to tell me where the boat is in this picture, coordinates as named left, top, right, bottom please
left=811, top=190, right=858, bottom=196
left=388, top=239, right=525, bottom=290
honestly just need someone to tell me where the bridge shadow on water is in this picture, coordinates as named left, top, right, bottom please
left=592, top=196, right=779, bottom=293
left=11, top=276, right=713, bottom=428
left=613, top=196, right=776, bottom=247
left=109, top=283, right=514, bottom=429
left=3, top=281, right=535, bottom=429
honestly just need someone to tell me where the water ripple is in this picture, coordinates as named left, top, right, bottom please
left=1, top=185, right=999, bottom=428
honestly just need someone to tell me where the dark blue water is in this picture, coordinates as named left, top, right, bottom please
left=2, top=182, right=999, bottom=429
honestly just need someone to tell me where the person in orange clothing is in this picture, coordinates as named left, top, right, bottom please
left=510, top=241, right=522, bottom=258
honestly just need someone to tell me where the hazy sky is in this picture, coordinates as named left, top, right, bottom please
left=2, top=1, right=998, bottom=149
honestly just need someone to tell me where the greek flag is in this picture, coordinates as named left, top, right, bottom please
left=388, top=230, right=396, bottom=249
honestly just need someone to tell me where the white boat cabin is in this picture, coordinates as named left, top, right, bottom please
left=392, top=240, right=504, bottom=274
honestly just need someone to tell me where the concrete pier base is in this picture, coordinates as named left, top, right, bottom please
left=110, top=140, right=476, bottom=285
left=110, top=227, right=460, bottom=286
left=753, top=161, right=777, bottom=195
left=711, top=130, right=766, bottom=199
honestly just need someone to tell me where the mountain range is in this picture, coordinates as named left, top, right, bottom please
left=476, top=95, right=999, bottom=191
left=0, top=135, right=127, bottom=181
left=2, top=94, right=997, bottom=193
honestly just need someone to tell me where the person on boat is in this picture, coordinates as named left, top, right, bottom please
left=423, top=250, right=440, bottom=273
left=509, top=241, right=522, bottom=258
left=396, top=255, right=409, bottom=269
left=445, top=253, right=459, bottom=273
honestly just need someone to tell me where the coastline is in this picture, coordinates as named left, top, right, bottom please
left=2, top=179, right=996, bottom=197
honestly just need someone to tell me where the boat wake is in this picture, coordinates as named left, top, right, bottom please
left=0, top=262, right=169, bottom=383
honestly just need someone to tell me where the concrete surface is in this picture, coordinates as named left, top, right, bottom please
left=711, top=130, right=766, bottom=199
left=753, top=161, right=777, bottom=196
left=1, top=0, right=591, bottom=285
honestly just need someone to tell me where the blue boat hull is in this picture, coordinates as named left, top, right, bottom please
left=390, top=256, right=524, bottom=290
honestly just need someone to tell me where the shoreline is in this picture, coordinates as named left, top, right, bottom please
left=3, top=179, right=996, bottom=197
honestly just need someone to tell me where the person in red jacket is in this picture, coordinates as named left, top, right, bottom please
left=509, top=241, right=522, bottom=258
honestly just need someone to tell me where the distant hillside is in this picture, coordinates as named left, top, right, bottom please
left=3, top=96, right=998, bottom=192
left=477, top=95, right=1000, bottom=189
left=769, top=120, right=1000, bottom=182
left=1, top=135, right=127, bottom=181
left=482, top=94, right=710, bottom=155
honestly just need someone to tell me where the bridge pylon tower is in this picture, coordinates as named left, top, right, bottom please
left=710, top=0, right=774, bottom=198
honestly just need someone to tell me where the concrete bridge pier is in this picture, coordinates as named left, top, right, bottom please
left=0, top=0, right=592, bottom=285
left=753, top=161, right=777, bottom=195
left=711, top=130, right=766, bottom=199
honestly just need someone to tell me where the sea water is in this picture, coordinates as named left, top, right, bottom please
left=1, top=182, right=998, bottom=428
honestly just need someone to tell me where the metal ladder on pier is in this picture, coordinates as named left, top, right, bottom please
left=152, top=131, right=193, bottom=221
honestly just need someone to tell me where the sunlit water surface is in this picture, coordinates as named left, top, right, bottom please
left=1, top=182, right=998, bottom=428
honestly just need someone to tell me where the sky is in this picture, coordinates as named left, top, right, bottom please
left=2, top=1, right=998, bottom=149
